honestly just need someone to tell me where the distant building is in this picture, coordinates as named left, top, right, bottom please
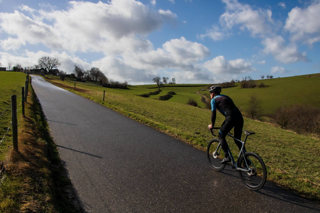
left=30, top=68, right=45, bottom=75
left=49, top=69, right=59, bottom=75
left=0, top=67, right=6, bottom=71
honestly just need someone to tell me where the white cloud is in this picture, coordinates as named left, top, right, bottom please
left=257, top=60, right=266, bottom=64
left=171, top=70, right=215, bottom=84
left=284, top=1, right=320, bottom=45
left=169, top=0, right=175, bottom=3
left=159, top=9, right=177, bottom=22
left=270, top=66, right=286, bottom=74
left=123, top=37, right=210, bottom=70
left=92, top=56, right=157, bottom=84
left=19, top=5, right=35, bottom=13
left=151, top=0, right=156, bottom=5
left=0, top=0, right=177, bottom=54
left=198, top=25, right=226, bottom=41
left=203, top=55, right=254, bottom=74
left=278, top=2, right=286, bottom=9
left=262, top=36, right=308, bottom=63
left=220, top=0, right=273, bottom=37
left=0, top=50, right=91, bottom=72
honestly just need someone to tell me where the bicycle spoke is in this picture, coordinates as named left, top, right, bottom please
left=207, top=139, right=226, bottom=171
left=238, top=152, right=267, bottom=190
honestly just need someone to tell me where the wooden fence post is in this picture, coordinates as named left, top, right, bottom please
left=103, top=90, right=105, bottom=101
left=25, top=81, right=28, bottom=102
left=22, top=87, right=25, bottom=117
left=11, top=95, right=18, bottom=151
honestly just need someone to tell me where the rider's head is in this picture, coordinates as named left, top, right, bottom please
left=209, top=85, right=221, bottom=98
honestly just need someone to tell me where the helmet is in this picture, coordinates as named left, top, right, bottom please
left=209, top=85, right=221, bottom=94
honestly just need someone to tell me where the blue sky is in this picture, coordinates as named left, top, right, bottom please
left=0, top=0, right=320, bottom=84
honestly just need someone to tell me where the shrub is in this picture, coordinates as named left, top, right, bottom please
left=241, top=79, right=256, bottom=88
left=272, top=105, right=320, bottom=134
left=245, top=94, right=262, bottom=119
left=102, top=80, right=128, bottom=89
left=60, top=73, right=66, bottom=81
left=167, top=91, right=176, bottom=95
left=158, top=91, right=176, bottom=101
left=207, top=80, right=235, bottom=90
left=139, top=90, right=161, bottom=98
left=201, top=96, right=211, bottom=109
left=258, top=82, right=267, bottom=88
left=158, top=94, right=173, bottom=100
left=187, top=99, right=198, bottom=107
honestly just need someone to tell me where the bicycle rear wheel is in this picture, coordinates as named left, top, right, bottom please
left=238, top=152, right=267, bottom=190
left=207, top=139, right=226, bottom=171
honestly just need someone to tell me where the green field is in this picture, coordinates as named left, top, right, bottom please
left=45, top=74, right=320, bottom=199
left=0, top=72, right=26, bottom=161
left=200, top=74, right=320, bottom=115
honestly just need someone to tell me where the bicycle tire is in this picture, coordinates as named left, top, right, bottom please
left=207, top=139, right=226, bottom=171
left=238, top=152, right=267, bottom=191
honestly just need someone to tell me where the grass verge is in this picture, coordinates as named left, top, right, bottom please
left=0, top=83, right=82, bottom=212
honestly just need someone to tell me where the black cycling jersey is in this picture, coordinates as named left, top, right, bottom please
left=210, top=94, right=241, bottom=128
left=211, top=94, right=241, bottom=116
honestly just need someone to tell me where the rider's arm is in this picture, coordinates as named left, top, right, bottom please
left=210, top=98, right=217, bottom=129
left=211, top=110, right=216, bottom=129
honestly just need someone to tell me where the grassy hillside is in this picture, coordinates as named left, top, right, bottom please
left=45, top=75, right=320, bottom=200
left=200, top=73, right=320, bottom=115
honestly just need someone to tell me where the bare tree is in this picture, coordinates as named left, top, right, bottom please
left=172, top=78, right=176, bottom=84
left=153, top=77, right=162, bottom=91
left=38, top=56, right=61, bottom=74
left=13, top=64, right=22, bottom=71
left=74, top=65, right=84, bottom=78
left=59, top=71, right=66, bottom=81
left=162, top=77, right=169, bottom=84
left=246, top=94, right=262, bottom=119
left=89, top=67, right=100, bottom=81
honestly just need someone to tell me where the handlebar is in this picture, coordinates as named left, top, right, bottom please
left=210, top=127, right=220, bottom=136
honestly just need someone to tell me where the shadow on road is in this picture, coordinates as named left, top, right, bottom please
left=257, top=182, right=320, bottom=211
left=217, top=164, right=320, bottom=211
left=47, top=119, right=77, bottom=126
left=57, top=145, right=103, bottom=159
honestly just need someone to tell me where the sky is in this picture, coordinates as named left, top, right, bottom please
left=0, top=0, right=320, bottom=85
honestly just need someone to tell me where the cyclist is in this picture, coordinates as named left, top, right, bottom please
left=207, top=85, right=244, bottom=164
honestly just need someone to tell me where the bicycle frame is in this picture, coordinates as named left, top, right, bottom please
left=225, top=132, right=251, bottom=172
left=211, top=128, right=252, bottom=172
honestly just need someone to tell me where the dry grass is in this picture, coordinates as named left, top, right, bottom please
left=0, top=84, right=81, bottom=212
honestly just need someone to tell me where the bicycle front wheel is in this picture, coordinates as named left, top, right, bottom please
left=238, top=152, right=267, bottom=191
left=207, top=139, right=226, bottom=171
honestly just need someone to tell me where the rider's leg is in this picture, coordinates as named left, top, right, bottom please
left=233, top=115, right=244, bottom=151
left=218, top=133, right=230, bottom=157
left=219, top=116, right=234, bottom=158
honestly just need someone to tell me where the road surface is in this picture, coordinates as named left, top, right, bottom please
left=31, top=75, right=320, bottom=213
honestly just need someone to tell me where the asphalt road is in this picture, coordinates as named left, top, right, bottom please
left=31, top=75, right=320, bottom=213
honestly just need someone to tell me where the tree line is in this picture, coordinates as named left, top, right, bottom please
left=152, top=77, right=176, bottom=91
left=71, top=65, right=128, bottom=89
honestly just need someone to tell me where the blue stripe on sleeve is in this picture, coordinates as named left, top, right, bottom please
left=211, top=98, right=216, bottom=111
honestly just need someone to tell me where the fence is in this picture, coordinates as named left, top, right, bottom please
left=0, top=75, right=30, bottom=183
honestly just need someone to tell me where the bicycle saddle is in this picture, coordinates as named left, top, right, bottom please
left=244, top=130, right=255, bottom=136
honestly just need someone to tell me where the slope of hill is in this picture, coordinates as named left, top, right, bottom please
left=44, top=74, right=320, bottom=199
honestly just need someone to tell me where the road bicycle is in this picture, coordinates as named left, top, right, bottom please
left=207, top=127, right=267, bottom=190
